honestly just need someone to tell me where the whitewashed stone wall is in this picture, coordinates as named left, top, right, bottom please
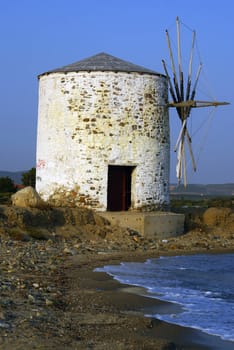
left=36, top=71, right=170, bottom=211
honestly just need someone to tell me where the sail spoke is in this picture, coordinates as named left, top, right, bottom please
left=165, top=29, right=181, bottom=102
left=162, top=59, right=177, bottom=103
left=182, top=139, right=187, bottom=187
left=176, top=17, right=184, bottom=102
left=189, top=63, right=202, bottom=101
left=186, top=30, right=196, bottom=102
left=176, top=139, right=183, bottom=182
left=174, top=119, right=187, bottom=152
left=185, top=129, right=197, bottom=172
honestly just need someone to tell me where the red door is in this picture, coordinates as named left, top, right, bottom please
left=107, top=166, right=133, bottom=211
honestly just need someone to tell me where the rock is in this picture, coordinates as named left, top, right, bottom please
left=203, top=207, right=234, bottom=228
left=0, top=321, right=10, bottom=329
left=63, top=247, right=78, bottom=255
left=45, top=298, right=53, bottom=306
left=28, top=294, right=35, bottom=303
left=11, top=187, right=45, bottom=208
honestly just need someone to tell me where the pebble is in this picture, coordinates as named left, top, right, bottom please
left=45, top=299, right=53, bottom=306
left=0, top=321, right=10, bottom=329
left=28, top=294, right=35, bottom=303
left=63, top=247, right=78, bottom=255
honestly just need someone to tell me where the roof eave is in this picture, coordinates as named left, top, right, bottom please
left=38, top=69, right=166, bottom=79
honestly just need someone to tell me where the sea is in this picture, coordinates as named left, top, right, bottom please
left=95, top=253, right=234, bottom=344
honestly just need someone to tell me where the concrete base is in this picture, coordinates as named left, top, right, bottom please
left=99, top=211, right=185, bottom=239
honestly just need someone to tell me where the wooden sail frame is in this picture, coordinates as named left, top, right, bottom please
left=162, top=17, right=229, bottom=186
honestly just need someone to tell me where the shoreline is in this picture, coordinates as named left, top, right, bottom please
left=67, top=249, right=234, bottom=350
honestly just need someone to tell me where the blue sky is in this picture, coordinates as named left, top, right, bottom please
left=0, top=0, right=233, bottom=184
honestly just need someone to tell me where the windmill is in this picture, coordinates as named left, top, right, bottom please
left=162, top=17, right=229, bottom=186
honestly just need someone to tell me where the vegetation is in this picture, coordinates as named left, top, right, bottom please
left=0, top=176, right=16, bottom=193
left=0, top=176, right=16, bottom=204
left=171, top=183, right=234, bottom=197
left=21, top=167, right=36, bottom=188
left=171, top=196, right=234, bottom=211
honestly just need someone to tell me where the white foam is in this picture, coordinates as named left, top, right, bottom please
left=95, top=253, right=234, bottom=341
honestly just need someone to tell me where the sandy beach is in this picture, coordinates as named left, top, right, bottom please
left=0, top=204, right=234, bottom=349
left=64, top=250, right=234, bottom=350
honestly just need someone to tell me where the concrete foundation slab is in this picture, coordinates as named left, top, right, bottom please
left=99, top=211, right=185, bottom=239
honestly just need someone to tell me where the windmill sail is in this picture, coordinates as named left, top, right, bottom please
left=162, top=17, right=229, bottom=186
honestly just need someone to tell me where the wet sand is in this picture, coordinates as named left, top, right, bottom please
left=66, top=250, right=234, bottom=350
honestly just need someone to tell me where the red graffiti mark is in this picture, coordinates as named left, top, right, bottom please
left=37, top=159, right=46, bottom=169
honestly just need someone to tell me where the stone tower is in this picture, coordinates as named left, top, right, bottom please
left=36, top=52, right=170, bottom=211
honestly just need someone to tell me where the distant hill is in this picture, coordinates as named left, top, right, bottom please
left=0, top=171, right=26, bottom=184
left=170, top=183, right=234, bottom=197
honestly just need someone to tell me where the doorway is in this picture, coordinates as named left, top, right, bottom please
left=107, top=165, right=134, bottom=211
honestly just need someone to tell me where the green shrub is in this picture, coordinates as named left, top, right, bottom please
left=0, top=177, right=16, bottom=193
left=21, top=168, right=36, bottom=188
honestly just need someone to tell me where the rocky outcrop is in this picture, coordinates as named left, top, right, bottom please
left=0, top=204, right=141, bottom=243
left=11, top=187, right=45, bottom=208
left=203, top=207, right=234, bottom=229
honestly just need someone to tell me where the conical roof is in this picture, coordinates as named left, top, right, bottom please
left=39, top=52, right=162, bottom=77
